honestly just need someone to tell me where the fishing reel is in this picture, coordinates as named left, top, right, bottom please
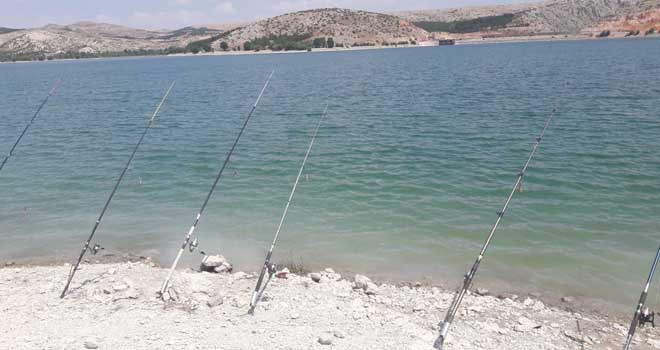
left=267, top=262, right=277, bottom=276
left=188, top=237, right=198, bottom=252
left=187, top=237, right=206, bottom=255
left=87, top=243, right=103, bottom=255
left=639, top=308, right=656, bottom=328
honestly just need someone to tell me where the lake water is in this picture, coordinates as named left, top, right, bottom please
left=1, top=39, right=660, bottom=313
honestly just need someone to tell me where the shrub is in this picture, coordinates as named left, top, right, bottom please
left=312, top=37, right=326, bottom=48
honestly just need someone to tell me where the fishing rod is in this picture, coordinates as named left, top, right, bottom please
left=248, top=105, right=328, bottom=315
left=433, top=109, right=556, bottom=349
left=0, top=80, right=62, bottom=174
left=60, top=81, right=176, bottom=298
left=159, top=71, right=274, bottom=296
left=623, top=243, right=660, bottom=350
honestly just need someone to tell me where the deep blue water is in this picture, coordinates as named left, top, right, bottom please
left=1, top=39, right=660, bottom=312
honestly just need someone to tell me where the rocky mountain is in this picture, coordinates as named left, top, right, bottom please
left=0, top=27, right=20, bottom=35
left=211, top=8, right=429, bottom=51
left=0, top=22, right=222, bottom=56
left=397, top=0, right=660, bottom=35
left=1, top=1, right=659, bottom=62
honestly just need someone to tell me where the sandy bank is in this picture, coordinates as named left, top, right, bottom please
left=1, top=261, right=658, bottom=349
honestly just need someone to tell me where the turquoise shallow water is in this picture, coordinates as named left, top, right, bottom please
left=1, top=39, right=660, bottom=313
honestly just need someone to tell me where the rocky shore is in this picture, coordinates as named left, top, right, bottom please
left=1, top=259, right=659, bottom=349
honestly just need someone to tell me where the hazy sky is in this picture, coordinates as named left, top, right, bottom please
left=2, top=0, right=529, bottom=30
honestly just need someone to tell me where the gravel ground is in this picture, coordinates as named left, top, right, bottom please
left=1, top=260, right=659, bottom=350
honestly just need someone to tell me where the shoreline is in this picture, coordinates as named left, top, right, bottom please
left=2, top=34, right=659, bottom=65
left=1, top=260, right=657, bottom=349
left=0, top=252, right=641, bottom=323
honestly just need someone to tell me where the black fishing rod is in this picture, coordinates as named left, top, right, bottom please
left=159, top=71, right=274, bottom=296
left=0, top=80, right=61, bottom=174
left=248, top=105, right=328, bottom=315
left=623, top=243, right=660, bottom=349
left=433, top=109, right=556, bottom=349
left=60, top=81, right=176, bottom=298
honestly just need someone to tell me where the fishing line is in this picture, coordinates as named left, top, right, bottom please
left=60, top=81, right=176, bottom=298
left=159, top=71, right=274, bottom=296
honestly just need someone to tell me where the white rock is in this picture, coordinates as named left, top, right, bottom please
left=112, top=284, right=128, bottom=292
left=364, top=282, right=379, bottom=295
left=200, top=255, right=233, bottom=273
left=83, top=339, right=99, bottom=349
left=310, top=273, right=322, bottom=283
left=475, top=288, right=489, bottom=296
left=318, top=334, right=333, bottom=345
left=333, top=331, right=346, bottom=339
left=514, top=317, right=541, bottom=333
left=353, top=274, right=371, bottom=290
left=647, top=339, right=660, bottom=347
left=531, top=300, right=545, bottom=311
left=107, top=268, right=116, bottom=275
left=207, top=294, right=224, bottom=308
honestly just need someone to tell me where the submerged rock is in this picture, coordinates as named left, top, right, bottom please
left=200, top=255, right=233, bottom=274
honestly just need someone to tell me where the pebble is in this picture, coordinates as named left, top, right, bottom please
left=276, top=268, right=290, bottom=279
left=475, top=288, right=489, bottom=296
left=112, top=284, right=129, bottom=292
left=200, top=255, right=233, bottom=274
left=333, top=331, right=346, bottom=339
left=364, top=282, right=379, bottom=295
left=310, top=273, right=322, bottom=283
left=317, top=334, right=333, bottom=345
left=514, top=317, right=541, bottom=333
left=561, top=296, right=574, bottom=303
left=207, top=294, right=224, bottom=308
left=5, top=261, right=16, bottom=266
left=353, top=274, right=371, bottom=290
left=83, top=340, right=99, bottom=349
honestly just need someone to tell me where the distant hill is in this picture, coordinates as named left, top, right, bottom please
left=396, top=0, right=660, bottom=35
left=210, top=8, right=429, bottom=51
left=0, top=22, right=223, bottom=59
left=1, top=1, right=659, bottom=62
left=0, top=27, right=20, bottom=34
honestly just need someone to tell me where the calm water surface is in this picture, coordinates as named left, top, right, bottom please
left=1, top=39, right=660, bottom=313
